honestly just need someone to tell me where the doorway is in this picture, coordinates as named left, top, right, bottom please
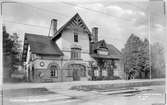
left=73, top=68, right=80, bottom=81
left=68, top=64, right=86, bottom=81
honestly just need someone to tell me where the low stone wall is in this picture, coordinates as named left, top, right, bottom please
left=70, top=79, right=165, bottom=91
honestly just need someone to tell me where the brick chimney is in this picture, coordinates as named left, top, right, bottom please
left=92, top=27, right=98, bottom=42
left=49, top=19, right=57, bottom=37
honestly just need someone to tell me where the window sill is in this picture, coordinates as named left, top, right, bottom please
left=50, top=76, right=58, bottom=78
left=66, top=76, right=73, bottom=77
left=70, top=59, right=83, bottom=60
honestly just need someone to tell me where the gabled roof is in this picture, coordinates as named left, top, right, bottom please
left=93, top=40, right=107, bottom=49
left=106, top=44, right=122, bottom=58
left=52, top=13, right=92, bottom=41
left=91, top=40, right=122, bottom=59
left=24, top=33, right=63, bottom=56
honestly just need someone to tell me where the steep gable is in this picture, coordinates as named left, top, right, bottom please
left=90, top=40, right=122, bottom=59
left=94, top=40, right=107, bottom=49
left=52, top=13, right=92, bottom=41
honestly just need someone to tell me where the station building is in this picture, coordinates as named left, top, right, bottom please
left=22, top=13, right=124, bottom=82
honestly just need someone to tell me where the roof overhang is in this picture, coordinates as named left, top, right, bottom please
left=91, top=54, right=120, bottom=60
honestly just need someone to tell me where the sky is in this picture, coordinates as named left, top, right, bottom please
left=2, top=0, right=166, bottom=54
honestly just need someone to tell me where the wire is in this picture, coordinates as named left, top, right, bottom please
left=124, top=2, right=146, bottom=11
left=3, top=19, right=50, bottom=29
left=2, top=0, right=70, bottom=18
left=163, top=0, right=166, bottom=15
left=125, top=2, right=165, bottom=15
left=60, top=2, right=132, bottom=22
left=17, top=2, right=70, bottom=18
left=3, top=0, right=145, bottom=23
left=3, top=1, right=152, bottom=33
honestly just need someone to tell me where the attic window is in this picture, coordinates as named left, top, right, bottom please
left=74, top=32, right=78, bottom=42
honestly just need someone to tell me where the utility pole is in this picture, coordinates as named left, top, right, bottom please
left=1, top=1, right=2, bottom=16
left=147, top=1, right=151, bottom=79
left=163, top=0, right=166, bottom=16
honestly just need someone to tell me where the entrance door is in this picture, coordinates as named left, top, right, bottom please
left=69, top=64, right=86, bottom=81
left=73, top=68, right=80, bottom=81
left=28, top=67, right=31, bottom=81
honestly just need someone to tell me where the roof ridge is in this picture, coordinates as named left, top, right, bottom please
left=106, top=43, right=122, bottom=55
left=25, top=33, right=46, bottom=37
left=25, top=33, right=52, bottom=39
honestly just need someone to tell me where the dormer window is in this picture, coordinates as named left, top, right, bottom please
left=74, top=32, right=78, bottom=42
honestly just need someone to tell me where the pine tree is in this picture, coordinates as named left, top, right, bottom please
left=123, top=34, right=150, bottom=79
left=3, top=25, right=22, bottom=82
left=142, top=39, right=150, bottom=78
left=3, top=26, right=14, bottom=55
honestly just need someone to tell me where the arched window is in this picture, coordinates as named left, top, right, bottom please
left=50, top=65, right=58, bottom=77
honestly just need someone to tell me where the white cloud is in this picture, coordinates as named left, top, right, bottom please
left=88, top=3, right=104, bottom=11
left=138, top=11, right=145, bottom=16
left=106, top=5, right=145, bottom=18
left=62, top=2, right=148, bottom=50
left=154, top=24, right=164, bottom=32
left=26, top=19, right=48, bottom=27
left=74, top=3, right=104, bottom=12
left=5, top=1, right=163, bottom=52
left=106, top=5, right=134, bottom=17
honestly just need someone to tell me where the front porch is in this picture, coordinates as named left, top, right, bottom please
left=89, top=55, right=121, bottom=80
